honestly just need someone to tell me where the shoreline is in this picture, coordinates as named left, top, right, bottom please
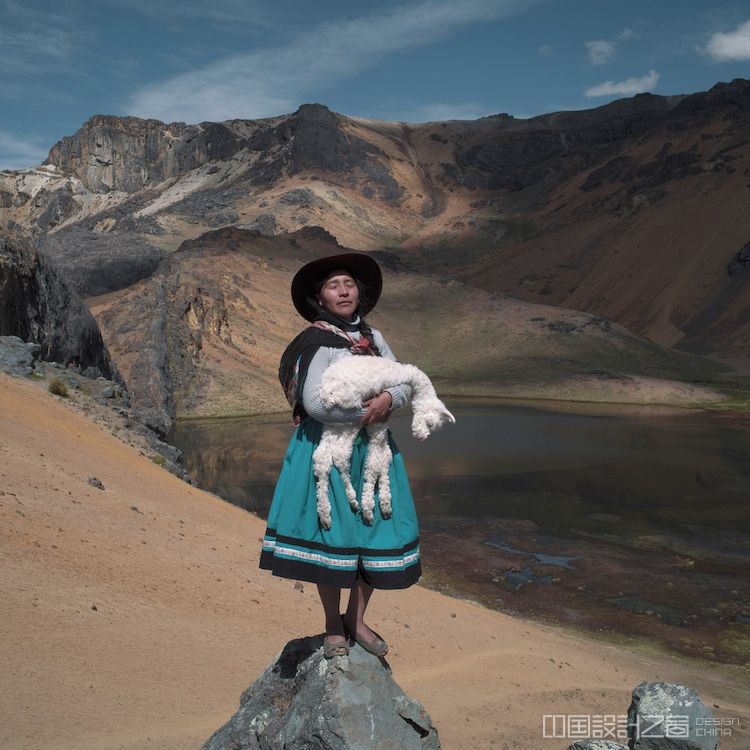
left=171, top=383, right=750, bottom=427
left=2, top=372, right=749, bottom=749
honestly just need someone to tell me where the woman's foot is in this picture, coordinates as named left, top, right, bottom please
left=342, top=615, right=388, bottom=656
left=323, top=616, right=349, bottom=659
left=323, top=634, right=349, bottom=658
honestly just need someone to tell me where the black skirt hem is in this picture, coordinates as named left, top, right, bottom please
left=259, top=551, right=421, bottom=590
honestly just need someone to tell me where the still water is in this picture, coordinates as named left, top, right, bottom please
left=169, top=399, right=750, bottom=663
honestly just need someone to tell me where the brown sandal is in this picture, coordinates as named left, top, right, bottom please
left=323, top=635, right=350, bottom=659
left=343, top=620, right=388, bottom=657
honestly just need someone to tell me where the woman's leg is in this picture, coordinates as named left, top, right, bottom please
left=317, top=583, right=347, bottom=645
left=343, top=579, right=386, bottom=650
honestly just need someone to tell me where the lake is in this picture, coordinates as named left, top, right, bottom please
left=168, top=398, right=750, bottom=664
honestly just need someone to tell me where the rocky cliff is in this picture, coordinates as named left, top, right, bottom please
left=45, top=115, right=244, bottom=193
left=0, top=233, right=116, bottom=378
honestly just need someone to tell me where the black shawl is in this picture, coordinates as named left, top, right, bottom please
left=278, top=310, right=376, bottom=423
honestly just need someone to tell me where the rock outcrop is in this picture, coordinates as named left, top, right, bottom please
left=0, top=336, right=40, bottom=376
left=45, top=115, right=243, bottom=193
left=627, top=682, right=718, bottom=750
left=201, top=635, right=440, bottom=750
left=38, top=226, right=164, bottom=297
left=0, top=234, right=116, bottom=378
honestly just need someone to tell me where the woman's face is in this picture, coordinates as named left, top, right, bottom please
left=318, top=270, right=360, bottom=320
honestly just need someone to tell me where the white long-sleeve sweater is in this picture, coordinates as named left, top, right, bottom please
left=301, top=326, right=413, bottom=425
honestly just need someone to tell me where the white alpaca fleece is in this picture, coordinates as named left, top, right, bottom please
left=312, top=357, right=455, bottom=529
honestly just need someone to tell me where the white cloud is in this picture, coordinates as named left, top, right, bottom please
left=96, top=0, right=272, bottom=28
left=0, top=0, right=79, bottom=74
left=617, top=27, right=636, bottom=41
left=538, top=44, right=553, bottom=56
left=704, top=19, right=750, bottom=61
left=586, top=39, right=616, bottom=65
left=0, top=130, right=49, bottom=171
left=125, top=0, right=539, bottom=123
left=584, top=69, right=660, bottom=98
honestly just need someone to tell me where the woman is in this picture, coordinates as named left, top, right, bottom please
left=260, top=252, right=421, bottom=658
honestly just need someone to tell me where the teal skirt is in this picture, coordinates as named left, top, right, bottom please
left=259, top=417, right=421, bottom=589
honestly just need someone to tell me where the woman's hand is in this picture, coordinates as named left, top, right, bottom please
left=360, top=391, right=392, bottom=424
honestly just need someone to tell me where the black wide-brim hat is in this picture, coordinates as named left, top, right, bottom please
left=291, top=252, right=383, bottom=321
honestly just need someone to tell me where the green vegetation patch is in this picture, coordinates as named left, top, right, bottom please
left=48, top=377, right=69, bottom=397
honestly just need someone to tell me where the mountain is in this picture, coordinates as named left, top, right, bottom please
left=1, top=80, right=749, bottom=420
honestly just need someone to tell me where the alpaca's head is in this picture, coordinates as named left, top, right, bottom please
left=412, top=403, right=455, bottom=440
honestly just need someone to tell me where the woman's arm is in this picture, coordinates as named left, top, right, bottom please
left=372, top=330, right=413, bottom=412
left=301, top=347, right=369, bottom=424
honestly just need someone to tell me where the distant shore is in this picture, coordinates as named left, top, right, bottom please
left=170, top=374, right=750, bottom=427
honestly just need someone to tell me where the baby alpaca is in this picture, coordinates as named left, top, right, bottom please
left=312, top=357, right=455, bottom=528
left=311, top=423, right=361, bottom=529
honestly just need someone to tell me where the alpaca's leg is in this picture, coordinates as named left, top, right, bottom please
left=362, top=424, right=393, bottom=523
left=372, top=426, right=392, bottom=519
left=332, top=428, right=359, bottom=511
left=325, top=427, right=358, bottom=511
left=312, top=431, right=334, bottom=529
left=360, top=426, right=380, bottom=525
left=377, top=439, right=393, bottom=519
left=359, top=460, right=376, bottom=526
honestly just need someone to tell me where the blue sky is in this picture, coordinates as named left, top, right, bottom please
left=1, top=0, right=750, bottom=170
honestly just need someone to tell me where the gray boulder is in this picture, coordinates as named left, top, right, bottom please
left=568, top=742, right=628, bottom=750
left=627, top=682, right=718, bottom=750
left=201, top=635, right=440, bottom=750
left=0, top=335, right=40, bottom=376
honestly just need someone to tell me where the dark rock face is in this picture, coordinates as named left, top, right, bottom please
left=449, top=129, right=588, bottom=191
left=238, top=213, right=277, bottom=235
left=672, top=78, right=750, bottom=116
left=443, top=95, right=674, bottom=196
left=245, top=103, right=405, bottom=204
left=0, top=234, right=116, bottom=377
left=443, top=82, right=749, bottom=203
left=727, top=240, right=750, bottom=276
left=34, top=185, right=80, bottom=230
left=114, top=270, right=176, bottom=438
left=45, top=115, right=242, bottom=193
left=38, top=227, right=164, bottom=297
left=201, top=635, right=440, bottom=750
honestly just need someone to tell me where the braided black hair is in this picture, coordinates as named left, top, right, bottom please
left=355, top=280, right=381, bottom=356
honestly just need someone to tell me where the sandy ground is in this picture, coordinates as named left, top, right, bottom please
left=1, top=371, right=748, bottom=750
